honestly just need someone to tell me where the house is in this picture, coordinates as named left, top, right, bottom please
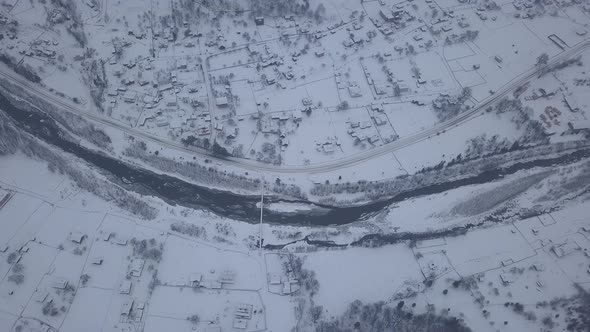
left=130, top=259, right=145, bottom=277
left=102, top=232, right=113, bottom=241
left=155, top=116, right=169, bottom=127
left=234, top=319, right=248, bottom=329
left=563, top=94, right=580, bottom=112
left=114, top=237, right=128, bottom=246
left=568, top=120, right=590, bottom=133
left=202, top=279, right=222, bottom=289
left=374, top=84, right=388, bottom=95
left=552, top=241, right=580, bottom=258
left=121, top=299, right=134, bottom=316
left=322, top=143, right=335, bottom=153
left=157, top=83, right=173, bottom=93
left=90, top=256, right=103, bottom=265
left=34, top=289, right=50, bottom=303
left=501, top=259, right=514, bottom=266
left=348, top=85, right=362, bottom=98
left=373, top=115, right=387, bottom=126
left=123, top=91, right=136, bottom=103
left=68, top=231, right=85, bottom=244
left=393, top=81, right=410, bottom=93
left=215, top=97, right=229, bottom=107
left=51, top=277, right=69, bottom=289
left=218, top=270, right=236, bottom=284
left=235, top=303, right=253, bottom=319
left=177, top=59, right=188, bottom=69
left=119, top=280, right=132, bottom=294
left=360, top=121, right=372, bottom=129
left=380, top=9, right=395, bottom=22
left=269, top=274, right=282, bottom=285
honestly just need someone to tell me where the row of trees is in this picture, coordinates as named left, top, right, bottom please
left=310, top=139, right=588, bottom=202
left=0, top=109, right=157, bottom=220
left=316, top=300, right=471, bottom=332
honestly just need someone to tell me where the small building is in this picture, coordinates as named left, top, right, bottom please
left=282, top=282, right=293, bottom=294
left=501, top=259, right=514, bottom=267
left=499, top=273, right=514, bottom=285
left=102, top=232, right=113, bottom=241
left=177, top=59, right=188, bottom=69
left=494, top=55, right=503, bottom=63
left=255, top=17, right=264, bottom=26
left=189, top=273, right=203, bottom=287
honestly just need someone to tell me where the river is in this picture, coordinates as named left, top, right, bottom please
left=1, top=92, right=589, bottom=226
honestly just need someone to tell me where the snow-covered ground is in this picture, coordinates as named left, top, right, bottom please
left=2, top=0, right=590, bottom=330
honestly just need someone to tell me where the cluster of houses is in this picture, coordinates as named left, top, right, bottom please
left=347, top=120, right=381, bottom=145
left=233, top=303, right=254, bottom=329
left=268, top=272, right=301, bottom=295
left=185, top=269, right=236, bottom=290
left=377, top=3, right=417, bottom=36
left=540, top=106, right=561, bottom=128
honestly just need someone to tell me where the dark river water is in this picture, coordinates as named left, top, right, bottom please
left=1, top=92, right=589, bottom=226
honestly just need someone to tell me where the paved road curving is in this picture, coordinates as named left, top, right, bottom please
left=0, top=39, right=588, bottom=174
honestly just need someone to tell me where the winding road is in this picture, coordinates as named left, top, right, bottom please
left=1, top=39, right=588, bottom=174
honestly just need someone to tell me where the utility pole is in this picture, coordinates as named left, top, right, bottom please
left=259, top=177, right=264, bottom=253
